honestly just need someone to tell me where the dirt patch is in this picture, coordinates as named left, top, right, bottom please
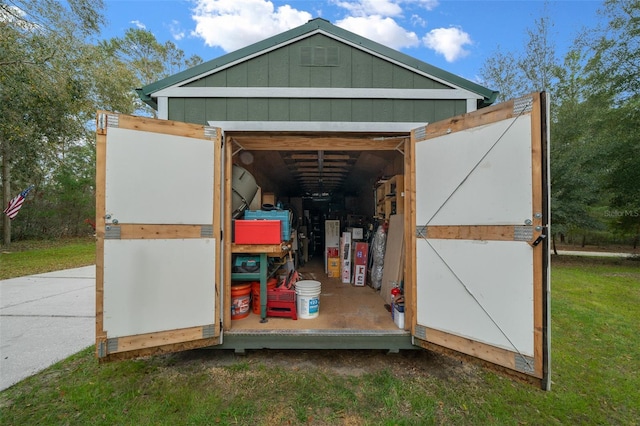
left=155, top=348, right=479, bottom=383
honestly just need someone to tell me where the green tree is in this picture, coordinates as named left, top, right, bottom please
left=1, top=0, right=105, bottom=245
left=585, top=0, right=640, bottom=102
left=479, top=48, right=524, bottom=103
left=100, top=28, right=203, bottom=116
left=584, top=0, right=640, bottom=246
left=550, top=49, right=606, bottom=250
left=480, top=3, right=560, bottom=101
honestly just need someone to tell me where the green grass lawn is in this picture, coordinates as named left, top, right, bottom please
left=0, top=243, right=638, bottom=425
left=0, top=238, right=96, bottom=280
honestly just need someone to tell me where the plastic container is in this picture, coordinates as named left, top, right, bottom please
left=244, top=210, right=291, bottom=241
left=295, top=280, right=321, bottom=319
left=251, top=278, right=278, bottom=315
left=231, top=283, right=252, bottom=320
left=393, top=303, right=405, bottom=329
left=234, top=220, right=281, bottom=244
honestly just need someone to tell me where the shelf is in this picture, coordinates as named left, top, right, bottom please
left=230, top=244, right=291, bottom=322
left=375, top=174, right=404, bottom=219
left=231, top=243, right=289, bottom=256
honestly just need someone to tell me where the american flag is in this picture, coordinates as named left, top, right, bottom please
left=3, top=185, right=34, bottom=220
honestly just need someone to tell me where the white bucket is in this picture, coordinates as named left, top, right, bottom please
left=295, top=280, right=321, bottom=319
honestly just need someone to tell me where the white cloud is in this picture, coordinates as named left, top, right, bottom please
left=409, top=0, right=439, bottom=11
left=191, top=0, right=312, bottom=52
left=410, top=13, right=426, bottom=27
left=336, top=15, right=419, bottom=50
left=130, top=20, right=146, bottom=29
left=168, top=20, right=185, bottom=40
left=332, top=0, right=439, bottom=16
left=422, top=26, right=472, bottom=62
left=331, top=0, right=403, bottom=17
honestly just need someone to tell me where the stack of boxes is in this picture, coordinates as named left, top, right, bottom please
left=233, top=209, right=291, bottom=244
left=327, top=247, right=340, bottom=277
left=325, top=220, right=340, bottom=274
left=353, top=242, right=368, bottom=286
left=340, top=231, right=352, bottom=284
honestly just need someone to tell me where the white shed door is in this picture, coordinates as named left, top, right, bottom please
left=95, top=112, right=223, bottom=360
left=411, top=93, right=550, bottom=388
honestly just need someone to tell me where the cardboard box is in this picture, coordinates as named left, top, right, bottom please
left=234, top=220, right=281, bottom=244
left=325, top=220, right=340, bottom=247
left=349, top=227, right=364, bottom=240
left=353, top=242, right=368, bottom=286
left=262, top=192, right=276, bottom=206
left=327, top=257, right=340, bottom=277
left=325, top=220, right=340, bottom=273
left=340, top=231, right=352, bottom=284
left=353, top=264, right=367, bottom=286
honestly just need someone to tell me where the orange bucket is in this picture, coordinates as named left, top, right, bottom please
left=231, top=283, right=252, bottom=320
left=251, top=278, right=278, bottom=315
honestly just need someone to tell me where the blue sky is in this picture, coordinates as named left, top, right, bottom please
left=101, top=0, right=603, bottom=83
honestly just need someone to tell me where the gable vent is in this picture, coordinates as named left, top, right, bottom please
left=300, top=46, right=340, bottom=66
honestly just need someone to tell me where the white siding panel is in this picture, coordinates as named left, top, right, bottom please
left=415, top=118, right=532, bottom=226
left=416, top=238, right=534, bottom=355
left=103, top=239, right=215, bottom=337
left=105, top=127, right=214, bottom=224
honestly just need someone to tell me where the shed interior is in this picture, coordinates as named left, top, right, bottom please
left=225, top=132, right=409, bottom=333
left=228, top=132, right=407, bottom=199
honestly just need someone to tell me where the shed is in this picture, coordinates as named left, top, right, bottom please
left=97, top=18, right=550, bottom=389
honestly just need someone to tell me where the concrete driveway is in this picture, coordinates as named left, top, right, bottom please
left=556, top=250, right=636, bottom=258
left=0, top=266, right=95, bottom=391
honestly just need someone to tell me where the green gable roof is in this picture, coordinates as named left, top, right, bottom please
left=137, top=18, right=498, bottom=109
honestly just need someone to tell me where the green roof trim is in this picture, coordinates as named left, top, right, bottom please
left=138, top=17, right=498, bottom=109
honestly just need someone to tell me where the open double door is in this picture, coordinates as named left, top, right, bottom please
left=408, top=92, right=550, bottom=389
left=95, top=92, right=550, bottom=389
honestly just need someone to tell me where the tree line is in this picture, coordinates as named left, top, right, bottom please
left=1, top=0, right=202, bottom=245
left=480, top=0, right=639, bottom=250
left=1, top=0, right=638, bottom=249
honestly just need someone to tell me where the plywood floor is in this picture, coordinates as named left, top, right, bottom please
left=229, top=257, right=401, bottom=331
